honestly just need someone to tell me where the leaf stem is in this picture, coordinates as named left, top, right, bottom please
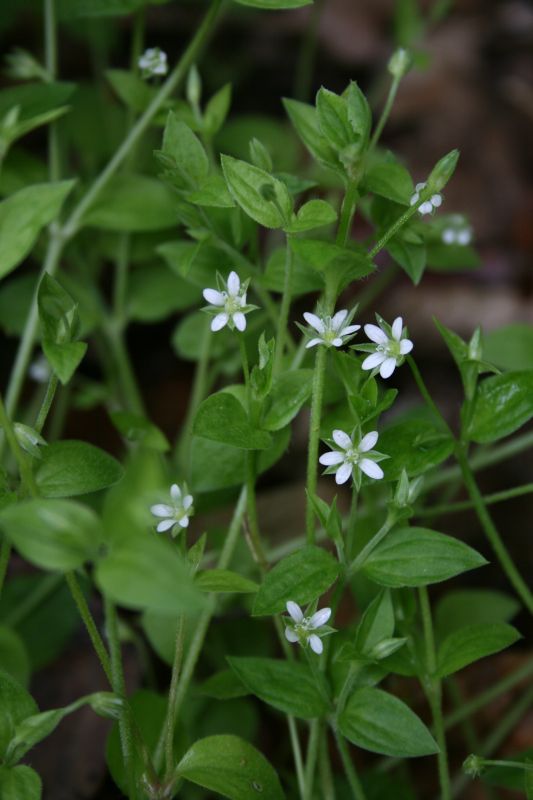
left=305, top=344, right=329, bottom=544
left=332, top=727, right=367, bottom=800
left=175, top=321, right=212, bottom=471
left=273, top=237, right=294, bottom=376
left=368, top=205, right=418, bottom=260
left=368, top=74, right=401, bottom=154
left=455, top=444, right=533, bottom=615
left=347, top=512, right=396, bottom=576
left=416, top=481, right=533, bottom=518
left=65, top=571, right=112, bottom=682
left=304, top=720, right=321, bottom=800
left=163, top=614, right=185, bottom=780
left=0, top=391, right=38, bottom=497
left=418, top=586, right=451, bottom=800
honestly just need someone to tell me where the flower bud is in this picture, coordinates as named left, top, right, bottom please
left=468, top=327, right=482, bottom=362
left=13, top=423, right=47, bottom=459
left=186, top=65, right=202, bottom=108
left=88, top=692, right=124, bottom=720
left=388, top=48, right=411, bottom=80
left=463, top=754, right=485, bottom=778
left=5, top=48, right=50, bottom=82
left=427, top=149, right=460, bottom=194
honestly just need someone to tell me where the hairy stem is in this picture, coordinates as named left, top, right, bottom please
left=332, top=728, right=367, bottom=800
left=163, top=615, right=185, bottom=779
left=273, top=237, right=294, bottom=375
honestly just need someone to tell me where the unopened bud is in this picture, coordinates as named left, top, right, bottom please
left=427, top=149, right=460, bottom=194
left=388, top=48, right=411, bottom=80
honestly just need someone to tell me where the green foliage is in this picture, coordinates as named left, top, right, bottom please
left=196, top=569, right=259, bottom=593
left=0, top=765, right=41, bottom=800
left=468, top=371, right=533, bottom=443
left=194, top=391, right=272, bottom=450
left=436, top=623, right=522, bottom=678
left=34, top=440, right=124, bottom=497
left=221, top=154, right=293, bottom=228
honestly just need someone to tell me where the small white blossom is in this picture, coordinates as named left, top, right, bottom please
left=319, top=429, right=385, bottom=485
left=361, top=316, right=413, bottom=379
left=410, top=182, right=442, bottom=215
left=303, top=309, right=360, bottom=349
left=138, top=47, right=168, bottom=78
left=441, top=217, right=472, bottom=246
left=151, top=483, right=193, bottom=535
left=29, top=356, right=50, bottom=384
left=284, top=601, right=332, bottom=655
left=202, top=271, right=254, bottom=333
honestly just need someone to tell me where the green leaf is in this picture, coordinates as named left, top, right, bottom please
left=0, top=766, right=41, bottom=800
left=127, top=264, right=200, bottom=322
left=436, top=623, right=522, bottom=678
left=386, top=238, right=426, bottom=284
left=186, top=175, right=235, bottom=208
left=193, top=391, right=272, bottom=450
left=434, top=590, right=519, bottom=640
left=233, top=0, right=311, bottom=7
left=282, top=97, right=338, bottom=171
left=228, top=657, right=326, bottom=719
left=353, top=590, right=394, bottom=657
left=200, top=670, right=249, bottom=700
left=221, top=154, right=293, bottom=229
left=95, top=535, right=204, bottom=615
left=204, top=84, right=232, bottom=138
left=262, top=246, right=323, bottom=296
left=0, top=82, right=75, bottom=121
left=468, top=371, right=533, bottom=443
left=252, top=545, right=340, bottom=616
left=38, top=273, right=80, bottom=344
left=378, top=418, right=454, bottom=480
left=289, top=238, right=374, bottom=286
left=177, top=734, right=285, bottom=800
left=285, top=199, right=337, bottom=233
left=362, top=527, right=487, bottom=587
left=42, top=340, right=87, bottom=385
left=365, top=162, right=414, bottom=205
left=339, top=687, right=438, bottom=757
left=109, top=411, right=169, bottom=452
left=0, top=627, right=30, bottom=687
left=34, top=440, right=124, bottom=497
left=262, top=369, right=313, bottom=431
left=159, top=114, right=209, bottom=188
left=426, top=243, right=480, bottom=272
left=0, top=181, right=75, bottom=279
left=483, top=324, right=533, bottom=371
left=106, top=69, right=154, bottom=113
left=196, top=570, right=259, bottom=594
left=82, top=174, right=178, bottom=231
left=0, top=668, right=38, bottom=758
left=0, top=499, right=102, bottom=571
left=190, top=427, right=290, bottom=492
left=316, top=87, right=354, bottom=151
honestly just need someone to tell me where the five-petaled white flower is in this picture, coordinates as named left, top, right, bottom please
left=361, top=316, right=413, bottom=379
left=203, top=271, right=253, bottom=333
left=151, top=483, right=193, bottom=536
left=319, top=430, right=385, bottom=485
left=303, top=309, right=360, bottom=349
left=138, top=47, right=168, bottom=78
left=284, top=601, right=332, bottom=655
left=410, top=182, right=442, bottom=216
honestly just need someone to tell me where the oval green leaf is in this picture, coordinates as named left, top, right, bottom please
left=468, top=371, right=533, bottom=443
left=193, top=391, right=272, bottom=450
left=34, top=440, right=123, bottom=497
left=196, top=569, right=259, bottom=594
left=0, top=668, right=38, bottom=758
left=436, top=623, right=522, bottom=678
left=0, top=765, right=41, bottom=800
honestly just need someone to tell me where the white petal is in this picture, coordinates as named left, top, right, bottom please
left=339, top=324, right=360, bottom=337
left=335, top=462, right=353, bottom=485
left=227, top=271, right=240, bottom=295
left=203, top=288, right=225, bottom=306
left=391, top=317, right=403, bottom=341
left=183, top=494, right=193, bottom=510
left=309, top=634, right=323, bottom=654
left=286, top=601, right=304, bottom=623
left=409, top=192, right=419, bottom=207
left=309, top=608, right=332, bottom=629
left=458, top=230, right=471, bottom=245
left=418, top=201, right=433, bottom=215
left=442, top=229, right=455, bottom=245
left=211, top=313, right=228, bottom=332
left=332, top=429, right=352, bottom=450
left=362, top=352, right=386, bottom=371
left=431, top=194, right=442, bottom=208
left=415, top=182, right=426, bottom=192
left=178, top=515, right=189, bottom=528
left=331, top=337, right=343, bottom=347
left=360, top=458, right=384, bottom=480
left=400, top=338, right=413, bottom=355
left=331, top=309, right=348, bottom=330
left=285, top=627, right=299, bottom=643
left=239, top=292, right=247, bottom=307
left=170, top=483, right=181, bottom=501
left=305, top=337, right=323, bottom=349
left=319, top=450, right=344, bottom=466
left=380, top=357, right=397, bottom=379
left=364, top=324, right=388, bottom=344
left=151, top=504, right=173, bottom=517
left=303, top=312, right=325, bottom=334
left=156, top=519, right=175, bottom=532
left=232, top=312, right=246, bottom=332
left=359, top=431, right=378, bottom=452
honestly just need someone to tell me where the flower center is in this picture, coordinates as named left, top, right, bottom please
left=377, top=340, right=401, bottom=358
left=224, top=293, right=242, bottom=315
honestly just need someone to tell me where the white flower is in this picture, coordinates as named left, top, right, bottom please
left=361, top=316, right=413, bottom=379
left=138, top=47, right=168, bottom=78
left=410, top=182, right=442, bottom=215
left=303, top=309, right=360, bottom=349
left=319, top=429, right=385, bottom=485
left=284, top=601, right=332, bottom=655
left=442, top=227, right=472, bottom=246
left=202, top=271, right=253, bottom=333
left=151, top=483, right=193, bottom=535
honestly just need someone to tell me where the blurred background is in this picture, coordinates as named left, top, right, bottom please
left=0, top=0, right=532, bottom=797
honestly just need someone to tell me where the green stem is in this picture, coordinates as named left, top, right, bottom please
left=65, top=572, right=112, bottom=682
left=44, top=0, right=60, bottom=183
left=294, top=0, right=323, bottom=101
left=0, top=391, right=38, bottom=496
left=368, top=75, right=401, bottom=153
left=34, top=373, right=59, bottom=434
left=416, top=482, right=533, bottom=518
left=106, top=324, right=145, bottom=414
left=419, top=587, right=451, bottom=800
left=105, top=596, right=137, bottom=800
left=0, top=538, right=11, bottom=600
left=336, top=182, right=359, bottom=247
left=273, top=237, right=294, bottom=376
left=368, top=205, right=419, bottom=260
left=332, top=728, right=367, bottom=800
left=153, top=487, right=247, bottom=771
left=288, top=715, right=306, bottom=800
left=3, top=0, right=223, bottom=426
left=408, top=357, right=451, bottom=433
left=348, top=512, right=395, bottom=576
left=318, top=731, right=335, bottom=800
left=305, top=343, right=328, bottom=544
left=304, top=720, right=321, bottom=800
left=455, top=444, right=533, bottom=614
left=175, top=321, right=212, bottom=470
left=163, top=614, right=185, bottom=780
